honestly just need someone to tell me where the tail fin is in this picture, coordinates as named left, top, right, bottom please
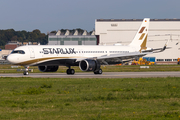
left=129, top=18, right=150, bottom=52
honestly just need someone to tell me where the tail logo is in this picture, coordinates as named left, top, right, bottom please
left=139, top=27, right=145, bottom=33
left=139, top=33, right=145, bottom=40
left=138, top=26, right=147, bottom=40
left=139, top=35, right=148, bottom=52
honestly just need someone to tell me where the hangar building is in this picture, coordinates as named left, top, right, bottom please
left=95, top=19, right=180, bottom=63
left=48, top=29, right=97, bottom=45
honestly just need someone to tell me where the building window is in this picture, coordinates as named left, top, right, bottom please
left=173, top=59, right=177, bottom=61
left=165, top=59, right=172, bottom=61
left=157, top=59, right=164, bottom=61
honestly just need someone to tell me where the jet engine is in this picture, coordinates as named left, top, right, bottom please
left=79, top=59, right=100, bottom=72
left=38, top=66, right=59, bottom=72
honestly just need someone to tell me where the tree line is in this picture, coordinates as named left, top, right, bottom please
left=0, top=28, right=91, bottom=49
left=0, top=29, right=48, bottom=48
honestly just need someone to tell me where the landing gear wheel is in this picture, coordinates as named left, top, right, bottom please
left=66, top=69, right=75, bottom=75
left=66, top=69, right=70, bottom=74
left=94, top=69, right=102, bottom=74
left=23, top=66, right=29, bottom=75
left=23, top=71, right=29, bottom=75
left=70, top=69, right=75, bottom=74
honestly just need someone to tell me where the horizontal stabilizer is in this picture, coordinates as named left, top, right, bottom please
left=142, top=39, right=170, bottom=53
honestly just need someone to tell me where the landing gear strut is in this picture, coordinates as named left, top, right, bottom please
left=23, top=66, right=29, bottom=75
left=66, top=66, right=75, bottom=75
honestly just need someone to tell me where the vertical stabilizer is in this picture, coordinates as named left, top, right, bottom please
left=129, top=18, right=150, bottom=52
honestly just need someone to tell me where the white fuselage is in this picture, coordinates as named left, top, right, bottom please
left=7, top=45, right=138, bottom=66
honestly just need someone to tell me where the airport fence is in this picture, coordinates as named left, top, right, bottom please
left=0, top=60, right=10, bottom=64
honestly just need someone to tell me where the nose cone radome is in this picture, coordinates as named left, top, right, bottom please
left=7, top=55, right=17, bottom=64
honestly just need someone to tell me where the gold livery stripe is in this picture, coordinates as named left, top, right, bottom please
left=17, top=57, right=75, bottom=66
left=139, top=33, right=145, bottom=40
left=139, top=35, right=148, bottom=52
left=139, top=27, right=145, bottom=33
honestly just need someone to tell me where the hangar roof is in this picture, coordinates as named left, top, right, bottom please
left=96, top=19, right=180, bottom=22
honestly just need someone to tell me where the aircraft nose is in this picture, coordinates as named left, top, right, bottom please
left=7, top=55, right=16, bottom=64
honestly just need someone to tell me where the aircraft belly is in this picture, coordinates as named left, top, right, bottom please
left=34, top=59, right=78, bottom=66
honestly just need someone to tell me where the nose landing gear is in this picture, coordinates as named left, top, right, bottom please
left=23, top=66, right=29, bottom=75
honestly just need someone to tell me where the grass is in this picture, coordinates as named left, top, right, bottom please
left=0, top=64, right=180, bottom=73
left=0, top=77, right=180, bottom=119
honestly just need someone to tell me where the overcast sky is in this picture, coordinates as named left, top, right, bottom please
left=0, top=0, right=179, bottom=33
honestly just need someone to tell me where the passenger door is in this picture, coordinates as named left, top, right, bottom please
left=29, top=47, right=35, bottom=58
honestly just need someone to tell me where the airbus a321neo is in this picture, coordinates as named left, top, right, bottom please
left=7, top=18, right=168, bottom=75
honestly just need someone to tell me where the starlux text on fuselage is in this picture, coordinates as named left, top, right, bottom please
left=42, top=48, right=76, bottom=54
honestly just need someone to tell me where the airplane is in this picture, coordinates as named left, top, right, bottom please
left=7, top=18, right=168, bottom=75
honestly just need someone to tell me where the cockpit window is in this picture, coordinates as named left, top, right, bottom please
left=11, top=50, right=25, bottom=54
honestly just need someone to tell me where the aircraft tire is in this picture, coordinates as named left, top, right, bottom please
left=66, top=69, right=75, bottom=75
left=70, top=69, right=75, bottom=75
left=23, top=71, right=29, bottom=75
left=94, top=69, right=102, bottom=74
left=66, top=69, right=70, bottom=74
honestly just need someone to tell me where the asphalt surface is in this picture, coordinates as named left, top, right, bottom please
left=0, top=71, right=180, bottom=78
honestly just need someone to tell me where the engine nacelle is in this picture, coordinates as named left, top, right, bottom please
left=79, top=59, right=100, bottom=72
left=38, top=66, right=59, bottom=72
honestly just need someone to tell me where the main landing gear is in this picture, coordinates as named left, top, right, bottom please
left=94, top=69, right=102, bottom=74
left=66, top=66, right=75, bottom=75
left=66, top=66, right=102, bottom=75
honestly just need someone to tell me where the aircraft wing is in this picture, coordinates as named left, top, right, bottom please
left=96, top=52, right=151, bottom=65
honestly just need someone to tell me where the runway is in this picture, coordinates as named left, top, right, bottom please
left=0, top=71, right=180, bottom=78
